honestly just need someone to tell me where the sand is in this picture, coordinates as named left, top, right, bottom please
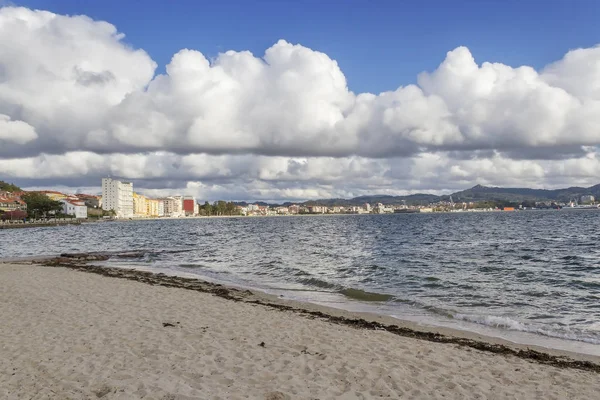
left=1, top=263, right=599, bottom=399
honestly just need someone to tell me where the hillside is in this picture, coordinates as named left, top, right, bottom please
left=0, top=180, right=21, bottom=193
left=239, top=183, right=600, bottom=207
left=451, top=184, right=599, bottom=203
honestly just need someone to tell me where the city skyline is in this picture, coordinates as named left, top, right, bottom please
left=1, top=2, right=600, bottom=201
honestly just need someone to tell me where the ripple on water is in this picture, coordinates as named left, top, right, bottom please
left=2, top=211, right=600, bottom=347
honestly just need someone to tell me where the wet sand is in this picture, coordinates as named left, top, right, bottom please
left=1, top=259, right=599, bottom=399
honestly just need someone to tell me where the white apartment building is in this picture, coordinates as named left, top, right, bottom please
left=171, top=196, right=183, bottom=217
left=60, top=199, right=88, bottom=219
left=101, top=178, right=133, bottom=218
left=162, top=196, right=183, bottom=217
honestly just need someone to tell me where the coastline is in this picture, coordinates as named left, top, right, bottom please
left=7, top=254, right=600, bottom=367
left=2, top=260, right=599, bottom=399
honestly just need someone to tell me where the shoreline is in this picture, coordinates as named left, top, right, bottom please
left=3, top=258, right=600, bottom=399
left=11, top=253, right=600, bottom=371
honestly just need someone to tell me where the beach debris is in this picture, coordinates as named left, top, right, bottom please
left=114, top=251, right=146, bottom=258
left=59, top=253, right=109, bottom=261
left=259, top=341, right=266, bottom=347
left=162, top=322, right=176, bottom=328
left=92, top=384, right=112, bottom=398
left=265, top=392, right=289, bottom=400
left=300, top=348, right=326, bottom=359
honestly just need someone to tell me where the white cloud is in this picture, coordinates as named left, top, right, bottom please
left=0, top=113, right=37, bottom=143
left=0, top=6, right=156, bottom=155
left=1, top=6, right=600, bottom=198
left=4, top=150, right=600, bottom=201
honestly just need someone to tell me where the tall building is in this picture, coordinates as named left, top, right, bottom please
left=101, top=178, right=133, bottom=218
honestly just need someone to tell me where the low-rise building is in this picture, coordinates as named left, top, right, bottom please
left=182, top=196, right=196, bottom=216
left=146, top=198, right=160, bottom=217
left=0, top=192, right=27, bottom=213
left=581, top=195, right=595, bottom=204
left=76, top=194, right=101, bottom=208
left=60, top=199, right=88, bottom=219
left=307, top=205, right=326, bottom=214
left=288, top=205, right=300, bottom=214
left=133, top=192, right=148, bottom=217
left=374, top=203, right=386, bottom=213
left=162, top=196, right=183, bottom=217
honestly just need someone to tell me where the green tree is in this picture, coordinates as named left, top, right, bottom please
left=0, top=180, right=21, bottom=192
left=225, top=201, right=236, bottom=215
left=216, top=200, right=227, bottom=216
left=21, top=192, right=63, bottom=219
left=203, top=201, right=213, bottom=216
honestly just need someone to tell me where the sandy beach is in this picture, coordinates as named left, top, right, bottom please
left=1, top=262, right=599, bottom=400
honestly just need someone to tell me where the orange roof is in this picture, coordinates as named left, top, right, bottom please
left=39, top=190, right=66, bottom=195
left=0, top=195, right=26, bottom=205
left=62, top=199, right=86, bottom=206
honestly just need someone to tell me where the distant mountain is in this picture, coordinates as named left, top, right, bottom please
left=283, top=194, right=440, bottom=207
left=0, top=180, right=21, bottom=193
left=451, top=184, right=600, bottom=203
left=237, top=183, right=600, bottom=207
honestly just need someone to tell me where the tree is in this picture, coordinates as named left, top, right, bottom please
left=202, top=201, right=213, bottom=216
left=225, top=201, right=237, bottom=215
left=198, top=200, right=240, bottom=216
left=0, top=180, right=21, bottom=192
left=21, top=193, right=63, bottom=219
left=216, top=200, right=227, bottom=216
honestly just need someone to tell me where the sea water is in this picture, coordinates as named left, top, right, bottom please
left=2, top=211, right=599, bottom=355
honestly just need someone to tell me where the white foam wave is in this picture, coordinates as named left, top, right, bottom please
left=453, top=313, right=600, bottom=345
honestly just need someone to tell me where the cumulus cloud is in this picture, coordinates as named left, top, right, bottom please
left=3, top=150, right=600, bottom=201
left=1, top=6, right=600, bottom=198
left=0, top=6, right=156, bottom=156
left=0, top=114, right=37, bottom=144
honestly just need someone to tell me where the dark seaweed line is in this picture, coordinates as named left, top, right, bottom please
left=35, top=255, right=600, bottom=374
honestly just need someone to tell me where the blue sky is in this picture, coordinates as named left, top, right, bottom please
left=14, top=0, right=600, bottom=94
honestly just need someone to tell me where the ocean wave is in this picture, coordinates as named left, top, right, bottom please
left=178, top=263, right=207, bottom=269
left=570, top=278, right=600, bottom=289
left=298, top=277, right=338, bottom=290
left=296, top=276, right=394, bottom=302
left=339, top=288, right=394, bottom=302
left=453, top=313, right=600, bottom=345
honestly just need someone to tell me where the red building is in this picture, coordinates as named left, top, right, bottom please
left=182, top=196, right=196, bottom=216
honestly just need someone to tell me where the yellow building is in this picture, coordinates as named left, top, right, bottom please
left=146, top=198, right=160, bottom=217
left=133, top=192, right=148, bottom=217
